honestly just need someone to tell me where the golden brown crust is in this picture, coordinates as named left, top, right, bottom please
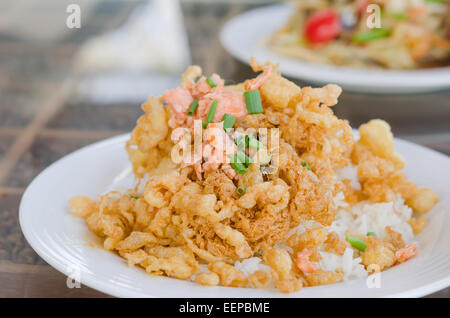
left=69, top=62, right=438, bottom=293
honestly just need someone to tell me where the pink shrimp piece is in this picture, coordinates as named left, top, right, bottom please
left=185, top=73, right=225, bottom=99
left=171, top=127, right=190, bottom=145
left=196, top=89, right=247, bottom=122
left=208, top=89, right=248, bottom=122
left=202, top=122, right=237, bottom=173
left=163, top=88, right=193, bottom=128
left=171, top=128, right=192, bottom=166
left=295, top=249, right=317, bottom=274
left=408, top=6, right=426, bottom=21
left=205, top=122, right=236, bottom=156
left=395, top=242, right=418, bottom=264
left=202, top=143, right=221, bottom=171
left=244, top=65, right=272, bottom=91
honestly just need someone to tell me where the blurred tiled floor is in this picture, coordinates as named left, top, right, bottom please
left=0, top=0, right=449, bottom=298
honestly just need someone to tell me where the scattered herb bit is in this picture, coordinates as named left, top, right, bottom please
left=236, top=185, right=246, bottom=195
left=130, top=195, right=141, bottom=199
left=367, top=232, right=377, bottom=237
left=248, top=136, right=262, bottom=150
left=352, top=28, right=390, bottom=44
left=222, top=114, right=236, bottom=130
left=206, top=76, right=217, bottom=88
left=202, top=122, right=208, bottom=129
left=187, top=99, right=199, bottom=116
left=244, top=90, right=263, bottom=114
left=235, top=135, right=248, bottom=148
left=236, top=150, right=253, bottom=166
left=301, top=162, right=312, bottom=171
left=392, top=12, right=407, bottom=21
left=230, top=155, right=247, bottom=175
left=345, top=234, right=367, bottom=252
left=205, top=99, right=218, bottom=126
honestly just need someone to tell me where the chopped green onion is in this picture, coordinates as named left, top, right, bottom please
left=230, top=155, right=247, bottom=175
left=204, top=99, right=218, bottom=127
left=425, top=0, right=447, bottom=3
left=130, top=195, right=141, bottom=199
left=235, top=135, right=248, bottom=151
left=206, top=76, right=217, bottom=88
left=236, top=150, right=252, bottom=166
left=345, top=234, right=367, bottom=252
left=392, top=12, right=407, bottom=21
left=352, top=28, right=390, bottom=44
left=235, top=135, right=248, bottom=146
left=366, top=232, right=377, bottom=237
left=222, top=114, right=236, bottom=130
left=236, top=185, right=246, bottom=195
left=206, top=100, right=218, bottom=123
left=202, top=122, right=208, bottom=129
left=248, top=136, right=262, bottom=150
left=244, top=90, right=263, bottom=114
left=187, top=99, right=199, bottom=116
left=301, top=162, right=312, bottom=171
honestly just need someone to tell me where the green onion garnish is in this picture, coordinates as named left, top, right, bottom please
left=345, top=234, right=367, bottom=252
left=202, top=122, right=208, bottom=129
left=425, top=0, right=447, bottom=3
left=130, top=195, right=141, bottom=199
left=248, top=136, right=262, bottom=150
left=244, top=90, right=263, bottom=114
left=206, top=76, right=217, bottom=88
left=236, top=185, right=246, bottom=195
left=235, top=135, right=248, bottom=149
left=301, top=162, right=312, bottom=171
left=204, top=99, right=218, bottom=127
left=392, top=12, right=407, bottom=21
left=230, top=154, right=247, bottom=174
left=187, top=99, right=199, bottom=116
left=352, top=28, right=390, bottom=44
left=222, top=114, right=236, bottom=130
left=366, top=232, right=377, bottom=237
left=236, top=150, right=252, bottom=166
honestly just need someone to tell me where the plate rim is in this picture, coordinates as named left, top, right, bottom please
left=19, top=132, right=450, bottom=298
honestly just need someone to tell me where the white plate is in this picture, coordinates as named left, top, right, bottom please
left=220, top=4, right=450, bottom=93
left=19, top=133, right=450, bottom=298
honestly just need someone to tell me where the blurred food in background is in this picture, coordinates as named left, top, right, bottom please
left=268, top=0, right=450, bottom=69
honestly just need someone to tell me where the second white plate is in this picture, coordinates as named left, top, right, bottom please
left=220, top=4, right=450, bottom=93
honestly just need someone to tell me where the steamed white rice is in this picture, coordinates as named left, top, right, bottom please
left=317, top=193, right=414, bottom=281
left=319, top=248, right=367, bottom=281
left=234, top=257, right=271, bottom=276
left=330, top=194, right=414, bottom=243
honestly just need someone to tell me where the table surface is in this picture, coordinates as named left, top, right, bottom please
left=0, top=0, right=449, bottom=298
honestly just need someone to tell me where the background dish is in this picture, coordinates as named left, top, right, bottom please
left=19, top=133, right=450, bottom=298
left=220, top=4, right=450, bottom=94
